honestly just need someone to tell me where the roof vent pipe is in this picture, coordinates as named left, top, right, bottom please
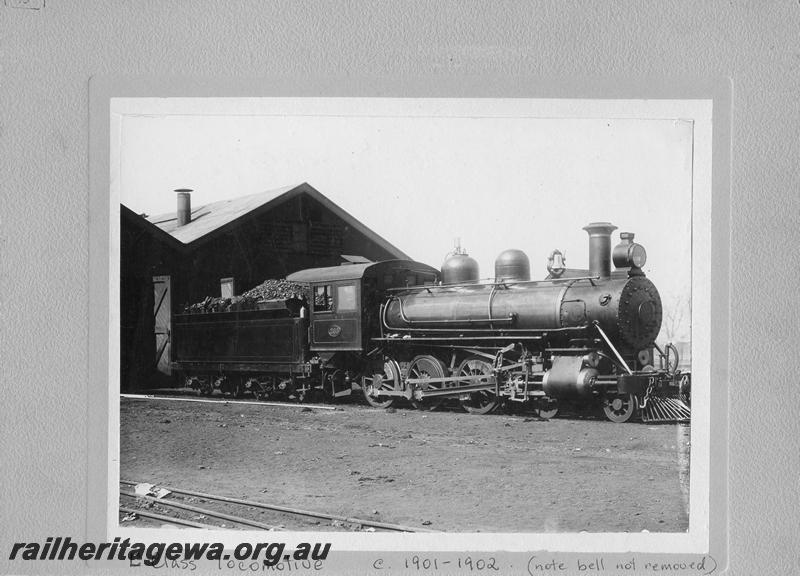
left=582, top=222, right=618, bottom=279
left=175, top=189, right=192, bottom=227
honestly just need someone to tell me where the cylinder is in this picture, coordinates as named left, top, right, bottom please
left=542, top=355, right=598, bottom=398
left=495, top=249, right=531, bottom=282
left=583, top=222, right=617, bottom=278
left=175, top=188, right=193, bottom=227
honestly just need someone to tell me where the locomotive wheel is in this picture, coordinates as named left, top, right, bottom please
left=457, top=358, right=498, bottom=415
left=408, top=355, right=446, bottom=411
left=362, top=358, right=401, bottom=408
left=534, top=397, right=559, bottom=420
left=602, top=393, right=638, bottom=423
left=196, top=376, right=213, bottom=396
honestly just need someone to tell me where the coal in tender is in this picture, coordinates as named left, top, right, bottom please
left=183, top=279, right=309, bottom=313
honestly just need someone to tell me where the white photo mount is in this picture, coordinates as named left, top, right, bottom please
left=89, top=77, right=730, bottom=575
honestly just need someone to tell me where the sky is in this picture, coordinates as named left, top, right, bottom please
left=113, top=98, right=707, bottom=342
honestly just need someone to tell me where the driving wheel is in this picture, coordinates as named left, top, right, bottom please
left=457, top=357, right=498, bottom=415
left=362, top=358, right=401, bottom=408
left=408, top=355, right=446, bottom=411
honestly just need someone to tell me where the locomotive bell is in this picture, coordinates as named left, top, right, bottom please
left=547, top=249, right=566, bottom=278
left=495, top=249, right=530, bottom=282
left=441, top=251, right=480, bottom=285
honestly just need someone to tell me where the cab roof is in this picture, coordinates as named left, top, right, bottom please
left=286, top=260, right=440, bottom=284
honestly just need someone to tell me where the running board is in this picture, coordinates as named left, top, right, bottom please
left=640, top=397, right=691, bottom=423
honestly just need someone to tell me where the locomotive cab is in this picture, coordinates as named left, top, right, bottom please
left=287, top=260, right=440, bottom=353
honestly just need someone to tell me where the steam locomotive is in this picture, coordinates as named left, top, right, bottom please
left=172, top=223, right=690, bottom=423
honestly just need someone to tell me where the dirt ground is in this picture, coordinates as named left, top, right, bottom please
left=119, top=395, right=690, bottom=533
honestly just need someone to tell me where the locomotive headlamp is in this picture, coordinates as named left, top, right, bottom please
left=629, top=243, right=647, bottom=268
left=613, top=232, right=647, bottom=269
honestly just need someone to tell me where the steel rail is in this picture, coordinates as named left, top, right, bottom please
left=120, top=491, right=284, bottom=531
left=119, top=506, right=214, bottom=530
left=120, top=481, right=436, bottom=533
left=119, top=394, right=337, bottom=410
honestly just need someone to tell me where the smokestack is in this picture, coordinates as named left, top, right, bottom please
left=582, top=222, right=618, bottom=278
left=175, top=189, right=192, bottom=227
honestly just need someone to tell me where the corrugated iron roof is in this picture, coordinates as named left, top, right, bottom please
left=146, top=184, right=297, bottom=244
left=139, top=182, right=411, bottom=260
left=121, top=204, right=185, bottom=251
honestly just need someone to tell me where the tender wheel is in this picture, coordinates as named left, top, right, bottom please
left=253, top=376, right=274, bottom=401
left=408, top=355, right=446, bottom=411
left=534, top=397, right=559, bottom=420
left=195, top=375, right=213, bottom=396
left=362, top=358, right=400, bottom=408
left=602, top=393, right=638, bottom=423
left=457, top=357, right=498, bottom=415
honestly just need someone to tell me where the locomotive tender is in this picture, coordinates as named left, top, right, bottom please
left=172, top=222, right=690, bottom=423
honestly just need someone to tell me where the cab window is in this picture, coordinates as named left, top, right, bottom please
left=313, top=285, right=332, bottom=312
left=336, top=284, right=357, bottom=312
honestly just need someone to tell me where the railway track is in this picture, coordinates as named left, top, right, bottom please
left=119, top=480, right=436, bottom=533
left=120, top=391, right=687, bottom=423
left=120, top=393, right=338, bottom=411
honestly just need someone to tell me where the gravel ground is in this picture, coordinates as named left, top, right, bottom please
left=119, top=396, right=690, bottom=533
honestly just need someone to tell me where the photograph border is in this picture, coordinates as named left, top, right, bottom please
left=89, top=76, right=730, bottom=571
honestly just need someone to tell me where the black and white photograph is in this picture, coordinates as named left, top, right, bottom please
left=112, top=97, right=710, bottom=543
left=8, top=3, right=800, bottom=576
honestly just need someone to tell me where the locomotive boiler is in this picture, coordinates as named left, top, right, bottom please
left=364, top=223, right=689, bottom=422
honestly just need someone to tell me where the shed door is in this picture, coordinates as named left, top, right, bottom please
left=153, top=275, right=172, bottom=375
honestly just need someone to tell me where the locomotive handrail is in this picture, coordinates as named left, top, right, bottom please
left=380, top=295, right=593, bottom=335
left=372, top=335, right=545, bottom=341
left=654, top=342, right=680, bottom=375
left=593, top=322, right=633, bottom=375
left=384, top=275, right=601, bottom=292
left=385, top=295, right=516, bottom=327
